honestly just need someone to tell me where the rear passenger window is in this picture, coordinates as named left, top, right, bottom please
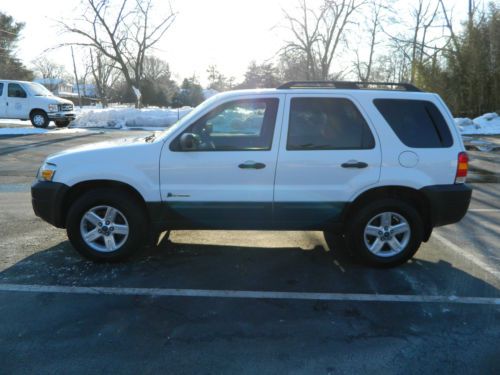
left=374, top=99, right=453, bottom=148
left=287, top=98, right=375, bottom=150
left=0, top=83, right=3, bottom=96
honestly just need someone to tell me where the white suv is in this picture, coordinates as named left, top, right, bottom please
left=0, top=80, right=75, bottom=128
left=31, top=81, right=472, bottom=266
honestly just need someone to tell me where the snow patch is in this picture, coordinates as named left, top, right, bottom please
left=0, top=128, right=93, bottom=136
left=71, top=107, right=193, bottom=129
left=456, top=112, right=500, bottom=135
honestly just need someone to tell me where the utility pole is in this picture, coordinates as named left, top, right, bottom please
left=71, top=46, right=82, bottom=108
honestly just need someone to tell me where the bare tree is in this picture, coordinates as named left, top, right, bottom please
left=89, top=49, right=120, bottom=107
left=353, top=0, right=385, bottom=82
left=60, top=0, right=176, bottom=107
left=383, top=0, right=443, bottom=83
left=143, top=55, right=171, bottom=82
left=282, top=0, right=366, bottom=80
left=31, top=57, right=70, bottom=90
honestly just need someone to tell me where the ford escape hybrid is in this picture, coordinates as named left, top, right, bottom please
left=31, top=81, right=472, bottom=266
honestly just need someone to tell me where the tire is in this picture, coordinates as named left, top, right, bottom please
left=66, top=188, right=147, bottom=262
left=345, top=199, right=423, bottom=267
left=30, top=110, right=50, bottom=128
left=55, top=120, right=70, bottom=128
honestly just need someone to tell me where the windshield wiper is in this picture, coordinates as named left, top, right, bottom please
left=144, top=133, right=156, bottom=142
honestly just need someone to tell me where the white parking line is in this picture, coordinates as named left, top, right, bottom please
left=468, top=208, right=500, bottom=212
left=0, top=283, right=498, bottom=305
left=432, top=231, right=500, bottom=282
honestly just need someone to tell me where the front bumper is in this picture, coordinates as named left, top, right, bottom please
left=48, top=111, right=76, bottom=122
left=420, top=184, right=472, bottom=227
left=31, top=181, right=69, bottom=228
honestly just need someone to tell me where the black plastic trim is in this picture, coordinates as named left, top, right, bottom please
left=31, top=181, right=69, bottom=228
left=420, top=184, right=472, bottom=227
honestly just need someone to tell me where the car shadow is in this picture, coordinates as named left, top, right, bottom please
left=0, top=235, right=498, bottom=299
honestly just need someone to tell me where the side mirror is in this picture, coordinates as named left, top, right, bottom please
left=180, top=133, right=198, bottom=151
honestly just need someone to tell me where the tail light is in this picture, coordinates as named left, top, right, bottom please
left=455, top=152, right=469, bottom=184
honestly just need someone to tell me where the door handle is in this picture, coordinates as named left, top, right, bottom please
left=341, top=161, right=368, bottom=169
left=238, top=161, right=266, bottom=169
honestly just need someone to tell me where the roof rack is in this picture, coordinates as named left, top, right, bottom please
left=277, top=81, right=422, bottom=92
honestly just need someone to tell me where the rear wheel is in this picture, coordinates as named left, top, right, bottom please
left=346, top=199, right=423, bottom=267
left=66, top=189, right=147, bottom=261
left=30, top=110, right=50, bottom=128
left=55, top=120, right=70, bottom=128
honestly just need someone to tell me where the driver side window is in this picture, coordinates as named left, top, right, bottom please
left=171, top=98, right=279, bottom=151
left=8, top=83, right=27, bottom=98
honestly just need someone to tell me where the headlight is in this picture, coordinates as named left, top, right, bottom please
left=48, top=104, right=59, bottom=112
left=38, top=162, right=57, bottom=181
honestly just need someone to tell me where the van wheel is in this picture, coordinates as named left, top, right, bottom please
left=55, top=120, right=70, bottom=128
left=66, top=189, right=147, bottom=262
left=346, top=199, right=423, bottom=267
left=30, top=110, right=50, bottom=128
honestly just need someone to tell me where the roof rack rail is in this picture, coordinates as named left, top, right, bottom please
left=277, top=81, right=422, bottom=92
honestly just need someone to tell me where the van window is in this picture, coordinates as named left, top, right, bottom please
left=0, top=83, right=4, bottom=96
left=8, top=83, right=27, bottom=98
left=287, top=97, right=375, bottom=150
left=172, top=98, right=279, bottom=151
left=374, top=99, right=453, bottom=148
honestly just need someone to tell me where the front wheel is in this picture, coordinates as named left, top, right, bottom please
left=30, top=110, right=50, bottom=128
left=66, top=189, right=147, bottom=261
left=346, top=199, right=423, bottom=267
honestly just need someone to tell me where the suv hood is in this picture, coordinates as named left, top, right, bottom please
left=47, top=135, right=158, bottom=163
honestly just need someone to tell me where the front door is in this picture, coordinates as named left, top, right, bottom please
left=159, top=95, right=284, bottom=229
left=6, top=83, right=29, bottom=119
left=273, top=94, right=382, bottom=229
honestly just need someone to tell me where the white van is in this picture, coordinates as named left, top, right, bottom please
left=0, top=80, right=75, bottom=128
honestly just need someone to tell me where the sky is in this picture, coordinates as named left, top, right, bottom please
left=1, top=0, right=480, bottom=86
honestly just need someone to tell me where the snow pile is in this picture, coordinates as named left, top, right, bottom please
left=71, top=107, right=193, bottom=129
left=455, top=112, right=500, bottom=135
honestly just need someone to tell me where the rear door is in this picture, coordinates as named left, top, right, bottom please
left=273, top=94, right=381, bottom=229
left=159, top=94, right=284, bottom=229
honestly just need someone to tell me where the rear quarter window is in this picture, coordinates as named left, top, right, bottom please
left=373, top=99, right=453, bottom=148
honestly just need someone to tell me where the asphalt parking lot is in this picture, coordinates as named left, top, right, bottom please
left=0, top=128, right=499, bottom=374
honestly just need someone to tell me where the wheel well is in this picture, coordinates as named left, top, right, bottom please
left=343, top=186, right=433, bottom=241
left=61, top=180, right=149, bottom=227
left=29, top=108, right=47, bottom=118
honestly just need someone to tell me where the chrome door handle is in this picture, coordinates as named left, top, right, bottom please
left=238, top=161, right=266, bottom=169
left=341, top=161, right=368, bottom=169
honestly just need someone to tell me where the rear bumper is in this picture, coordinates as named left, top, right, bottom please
left=31, top=181, right=69, bottom=228
left=420, top=184, right=472, bottom=227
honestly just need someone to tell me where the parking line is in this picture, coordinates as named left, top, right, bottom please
left=0, top=283, right=498, bottom=305
left=468, top=208, right=500, bottom=212
left=433, top=231, right=500, bottom=281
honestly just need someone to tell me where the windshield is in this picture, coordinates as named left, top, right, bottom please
left=26, top=82, right=54, bottom=96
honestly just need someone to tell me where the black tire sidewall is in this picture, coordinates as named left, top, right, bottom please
left=30, top=110, right=49, bottom=128
left=66, top=189, right=147, bottom=261
left=347, top=199, right=423, bottom=267
left=55, top=121, right=70, bottom=128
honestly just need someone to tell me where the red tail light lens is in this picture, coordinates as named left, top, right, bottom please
left=455, top=152, right=469, bottom=183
